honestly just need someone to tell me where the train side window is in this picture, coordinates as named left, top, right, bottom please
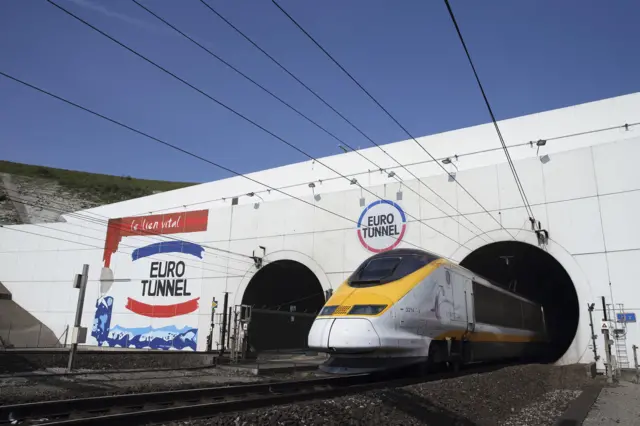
left=473, top=281, right=525, bottom=328
left=473, top=281, right=503, bottom=326
left=473, top=280, right=544, bottom=331
left=521, top=301, right=544, bottom=332
left=522, top=302, right=532, bottom=330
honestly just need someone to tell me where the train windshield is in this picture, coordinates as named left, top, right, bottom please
left=349, top=252, right=439, bottom=287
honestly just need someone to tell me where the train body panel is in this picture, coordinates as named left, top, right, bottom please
left=308, top=248, right=548, bottom=374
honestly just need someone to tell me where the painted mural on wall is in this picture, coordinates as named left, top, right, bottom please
left=92, top=210, right=209, bottom=351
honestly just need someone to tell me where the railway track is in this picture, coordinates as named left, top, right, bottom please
left=0, top=362, right=517, bottom=425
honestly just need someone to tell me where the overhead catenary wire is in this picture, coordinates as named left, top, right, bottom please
left=270, top=0, right=517, bottom=240
left=1, top=120, right=636, bottom=263
left=37, top=1, right=476, bottom=253
left=0, top=70, right=460, bottom=263
left=3, top=188, right=254, bottom=268
left=442, top=0, right=535, bottom=221
left=2, top=201, right=250, bottom=277
left=14, top=121, right=634, bottom=229
left=131, top=0, right=490, bottom=244
left=0, top=71, right=357, bottom=238
left=1, top=274, right=245, bottom=283
left=0, top=223, right=251, bottom=279
left=196, top=0, right=492, bottom=242
left=4, top=193, right=252, bottom=275
left=3, top=187, right=257, bottom=267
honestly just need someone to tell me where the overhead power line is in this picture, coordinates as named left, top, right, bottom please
left=4, top=191, right=254, bottom=273
left=4, top=195, right=251, bottom=276
left=0, top=222, right=246, bottom=278
left=0, top=226, right=243, bottom=282
left=270, top=0, right=517, bottom=240
left=442, top=0, right=535, bottom=224
left=132, top=0, right=490, bottom=244
left=197, top=0, right=492, bottom=242
left=0, top=70, right=459, bottom=261
left=0, top=70, right=355, bottom=234
left=39, top=0, right=475, bottom=252
left=1, top=274, right=245, bottom=283
left=3, top=187, right=256, bottom=267
left=30, top=121, right=639, bottom=226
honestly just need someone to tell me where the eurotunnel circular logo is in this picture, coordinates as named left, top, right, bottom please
left=357, top=200, right=407, bottom=253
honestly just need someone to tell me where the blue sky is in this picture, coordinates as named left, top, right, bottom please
left=1, top=0, right=638, bottom=183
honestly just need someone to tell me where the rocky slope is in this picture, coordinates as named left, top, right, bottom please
left=0, top=161, right=195, bottom=225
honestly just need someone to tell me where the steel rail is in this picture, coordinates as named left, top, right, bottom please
left=0, top=361, right=518, bottom=425
left=0, top=373, right=375, bottom=425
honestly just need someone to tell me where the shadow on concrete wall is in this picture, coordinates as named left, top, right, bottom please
left=0, top=281, right=65, bottom=348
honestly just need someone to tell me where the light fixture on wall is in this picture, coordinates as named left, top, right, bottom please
left=247, top=192, right=264, bottom=209
left=442, top=157, right=459, bottom=171
left=530, top=139, right=547, bottom=155
left=247, top=192, right=264, bottom=201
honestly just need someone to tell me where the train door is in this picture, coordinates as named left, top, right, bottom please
left=464, top=278, right=475, bottom=333
left=448, top=269, right=468, bottom=328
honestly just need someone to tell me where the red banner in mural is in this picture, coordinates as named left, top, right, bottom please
left=125, top=297, right=200, bottom=318
left=102, top=210, right=209, bottom=268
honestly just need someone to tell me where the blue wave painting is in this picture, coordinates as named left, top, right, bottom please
left=131, top=241, right=204, bottom=262
left=92, top=296, right=198, bottom=351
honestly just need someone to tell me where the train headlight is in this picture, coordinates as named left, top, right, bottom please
left=348, top=305, right=387, bottom=315
left=319, top=305, right=338, bottom=316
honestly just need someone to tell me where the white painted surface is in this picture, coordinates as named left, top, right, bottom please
left=0, top=92, right=638, bottom=365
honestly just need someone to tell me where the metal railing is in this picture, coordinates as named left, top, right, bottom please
left=0, top=322, right=69, bottom=349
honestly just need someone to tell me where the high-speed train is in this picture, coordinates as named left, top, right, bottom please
left=308, top=248, right=548, bottom=374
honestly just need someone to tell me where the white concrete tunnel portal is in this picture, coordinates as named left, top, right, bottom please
left=460, top=240, right=580, bottom=363
left=240, top=259, right=326, bottom=353
left=3, top=93, right=638, bottom=365
left=238, top=240, right=581, bottom=363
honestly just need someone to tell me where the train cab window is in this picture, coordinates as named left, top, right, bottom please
left=349, top=253, right=438, bottom=287
left=350, top=257, right=402, bottom=286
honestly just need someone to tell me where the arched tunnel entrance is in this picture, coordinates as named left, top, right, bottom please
left=241, top=260, right=326, bottom=353
left=460, top=241, right=579, bottom=363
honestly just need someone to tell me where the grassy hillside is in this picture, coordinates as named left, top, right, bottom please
left=0, top=160, right=196, bottom=204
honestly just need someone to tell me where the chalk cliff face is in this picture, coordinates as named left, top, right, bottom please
left=0, top=163, right=194, bottom=225
left=0, top=172, right=101, bottom=225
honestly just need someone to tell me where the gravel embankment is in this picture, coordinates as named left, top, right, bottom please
left=160, top=364, right=596, bottom=426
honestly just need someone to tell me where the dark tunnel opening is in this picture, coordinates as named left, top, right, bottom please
left=241, top=260, right=326, bottom=353
left=460, top=241, right=579, bottom=363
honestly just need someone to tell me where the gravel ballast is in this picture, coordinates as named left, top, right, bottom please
left=161, top=364, right=596, bottom=426
left=0, top=367, right=271, bottom=405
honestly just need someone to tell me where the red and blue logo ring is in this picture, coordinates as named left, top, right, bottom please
left=357, top=200, right=407, bottom=253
